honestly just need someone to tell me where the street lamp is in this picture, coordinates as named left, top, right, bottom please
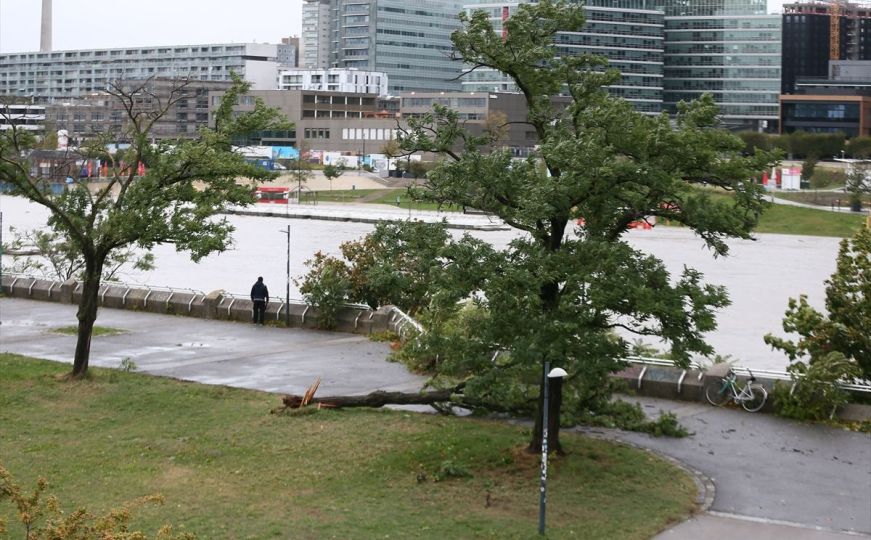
left=539, top=365, right=567, bottom=536
left=279, top=225, right=290, bottom=327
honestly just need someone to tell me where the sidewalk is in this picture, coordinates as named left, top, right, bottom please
left=2, top=298, right=869, bottom=538
left=229, top=200, right=510, bottom=230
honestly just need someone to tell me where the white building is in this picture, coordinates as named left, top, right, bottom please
left=0, top=104, right=45, bottom=132
left=0, top=43, right=280, bottom=101
left=278, top=68, right=389, bottom=96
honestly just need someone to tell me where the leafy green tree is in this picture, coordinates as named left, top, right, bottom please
left=0, top=75, right=288, bottom=377
left=845, top=160, right=871, bottom=212
left=4, top=226, right=154, bottom=282
left=296, top=251, right=352, bottom=329
left=801, top=156, right=818, bottom=188
left=846, top=136, right=871, bottom=158
left=393, top=0, right=778, bottom=452
left=765, top=228, right=871, bottom=379
left=737, top=131, right=772, bottom=155
left=322, top=161, right=345, bottom=191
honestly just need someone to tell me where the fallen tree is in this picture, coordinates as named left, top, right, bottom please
left=277, top=389, right=456, bottom=410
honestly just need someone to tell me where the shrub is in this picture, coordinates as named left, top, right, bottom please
left=773, top=352, right=861, bottom=421
left=0, top=463, right=194, bottom=539
left=296, top=251, right=352, bottom=329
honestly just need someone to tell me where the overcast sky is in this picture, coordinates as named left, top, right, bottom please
left=1, top=0, right=786, bottom=54
left=0, top=0, right=304, bottom=53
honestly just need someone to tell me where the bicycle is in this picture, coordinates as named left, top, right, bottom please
left=704, top=369, right=768, bottom=412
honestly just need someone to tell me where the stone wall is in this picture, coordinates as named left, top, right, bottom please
left=0, top=275, right=398, bottom=336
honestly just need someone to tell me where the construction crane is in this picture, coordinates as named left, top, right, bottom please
left=831, top=0, right=841, bottom=60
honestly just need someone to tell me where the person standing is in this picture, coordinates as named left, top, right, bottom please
left=250, top=276, right=269, bottom=325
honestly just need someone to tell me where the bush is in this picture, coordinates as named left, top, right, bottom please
left=578, top=400, right=689, bottom=438
left=810, top=168, right=845, bottom=189
left=0, top=463, right=194, bottom=539
left=773, top=352, right=861, bottom=421
left=296, top=251, right=352, bottom=329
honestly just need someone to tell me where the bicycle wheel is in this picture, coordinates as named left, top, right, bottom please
left=705, top=380, right=731, bottom=406
left=741, top=384, right=768, bottom=412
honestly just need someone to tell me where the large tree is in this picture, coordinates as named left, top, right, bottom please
left=393, top=0, right=778, bottom=452
left=0, top=75, right=288, bottom=377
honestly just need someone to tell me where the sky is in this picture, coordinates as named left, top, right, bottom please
left=0, top=0, right=304, bottom=53
left=1, top=0, right=788, bottom=54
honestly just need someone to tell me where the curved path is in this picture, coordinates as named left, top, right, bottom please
left=1, top=298, right=869, bottom=538
left=590, top=395, right=870, bottom=538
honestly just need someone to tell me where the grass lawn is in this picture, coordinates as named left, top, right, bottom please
left=0, top=354, right=697, bottom=539
left=754, top=203, right=867, bottom=237
left=50, top=325, right=125, bottom=337
left=771, top=191, right=871, bottom=208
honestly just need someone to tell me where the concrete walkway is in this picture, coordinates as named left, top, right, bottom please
left=1, top=298, right=869, bottom=538
left=594, top=395, right=871, bottom=539
left=0, top=298, right=425, bottom=396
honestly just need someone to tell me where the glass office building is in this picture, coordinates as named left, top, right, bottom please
left=462, top=0, right=665, bottom=114
left=303, top=0, right=463, bottom=93
left=662, top=0, right=781, bottom=131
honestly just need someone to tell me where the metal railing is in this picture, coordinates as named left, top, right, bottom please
left=627, top=355, right=871, bottom=395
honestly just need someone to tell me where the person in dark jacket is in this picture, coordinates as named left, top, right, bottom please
left=250, top=277, right=269, bottom=325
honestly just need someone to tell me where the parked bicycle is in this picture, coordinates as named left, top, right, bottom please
left=704, top=369, right=768, bottom=412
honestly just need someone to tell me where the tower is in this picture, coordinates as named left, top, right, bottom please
left=40, top=0, right=52, bottom=52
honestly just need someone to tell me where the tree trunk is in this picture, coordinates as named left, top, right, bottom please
left=71, top=264, right=102, bottom=377
left=526, top=364, right=564, bottom=455
left=279, top=389, right=454, bottom=410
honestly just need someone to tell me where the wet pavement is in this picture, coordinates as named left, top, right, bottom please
left=0, top=298, right=425, bottom=396
left=594, top=395, right=871, bottom=537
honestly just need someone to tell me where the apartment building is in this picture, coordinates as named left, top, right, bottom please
left=278, top=68, right=389, bottom=96
left=0, top=43, right=279, bottom=101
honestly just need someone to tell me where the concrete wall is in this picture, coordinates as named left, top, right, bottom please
left=0, top=275, right=396, bottom=336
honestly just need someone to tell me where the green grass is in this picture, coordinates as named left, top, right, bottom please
left=50, top=325, right=125, bottom=336
left=754, top=203, right=867, bottom=237
left=771, top=191, right=871, bottom=208
left=0, top=354, right=697, bottom=539
left=662, top=190, right=868, bottom=238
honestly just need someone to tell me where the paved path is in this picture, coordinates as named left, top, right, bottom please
left=0, top=298, right=425, bottom=396
left=591, top=395, right=870, bottom=538
left=2, top=298, right=869, bottom=538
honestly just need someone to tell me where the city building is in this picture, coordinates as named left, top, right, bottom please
left=301, top=0, right=464, bottom=93
left=302, top=0, right=331, bottom=69
left=278, top=36, right=301, bottom=68
left=211, top=89, right=398, bottom=152
left=781, top=1, right=871, bottom=95
left=462, top=0, right=666, bottom=114
left=47, top=78, right=232, bottom=142
left=278, top=68, right=389, bottom=96
left=0, top=103, right=45, bottom=132
left=781, top=60, right=871, bottom=136
left=662, top=0, right=781, bottom=131
left=0, top=43, right=280, bottom=101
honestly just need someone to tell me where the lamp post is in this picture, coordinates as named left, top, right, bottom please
left=279, top=225, right=290, bottom=326
left=539, top=365, right=567, bottom=536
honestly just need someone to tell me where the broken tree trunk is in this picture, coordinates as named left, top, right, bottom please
left=279, top=389, right=455, bottom=410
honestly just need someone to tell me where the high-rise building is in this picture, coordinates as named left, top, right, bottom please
left=302, top=0, right=331, bottom=69
left=0, top=43, right=280, bottom=101
left=301, top=0, right=464, bottom=93
left=661, top=0, right=781, bottom=131
left=461, top=0, right=665, bottom=114
left=278, top=36, right=301, bottom=68
left=781, top=1, right=871, bottom=95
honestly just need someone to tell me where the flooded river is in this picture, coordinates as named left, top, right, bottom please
left=0, top=195, right=841, bottom=371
